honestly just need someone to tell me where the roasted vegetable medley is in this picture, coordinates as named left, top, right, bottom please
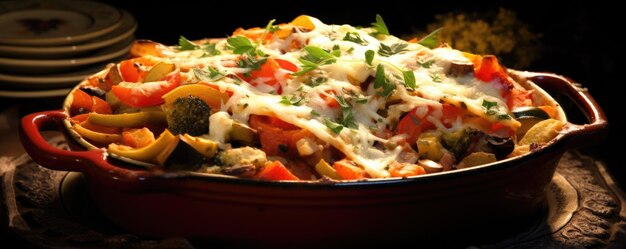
left=69, top=15, right=564, bottom=181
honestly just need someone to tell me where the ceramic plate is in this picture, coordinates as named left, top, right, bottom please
left=0, top=10, right=136, bottom=59
left=0, top=38, right=132, bottom=74
left=0, top=0, right=122, bottom=46
left=0, top=62, right=113, bottom=89
left=0, top=87, right=70, bottom=98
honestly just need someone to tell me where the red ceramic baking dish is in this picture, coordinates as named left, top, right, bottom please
left=19, top=68, right=607, bottom=248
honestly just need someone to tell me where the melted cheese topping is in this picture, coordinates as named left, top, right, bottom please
left=155, top=16, right=524, bottom=178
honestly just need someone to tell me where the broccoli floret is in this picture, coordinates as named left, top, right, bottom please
left=165, top=96, right=211, bottom=136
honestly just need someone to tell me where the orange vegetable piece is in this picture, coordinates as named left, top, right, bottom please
left=388, top=162, right=426, bottom=177
left=333, top=159, right=367, bottom=180
left=256, top=161, right=299, bottom=181
left=121, top=128, right=156, bottom=148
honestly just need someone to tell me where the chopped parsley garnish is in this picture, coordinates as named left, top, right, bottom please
left=370, top=14, right=390, bottom=36
left=178, top=36, right=220, bottom=56
left=238, top=56, right=267, bottom=70
left=311, top=110, right=320, bottom=116
left=497, top=114, right=512, bottom=120
left=374, top=64, right=396, bottom=97
left=419, top=60, right=434, bottom=68
left=331, top=44, right=341, bottom=57
left=279, top=95, right=304, bottom=106
left=378, top=42, right=408, bottom=57
left=324, top=119, right=344, bottom=134
left=293, top=46, right=337, bottom=76
left=343, top=32, right=368, bottom=45
left=193, top=67, right=225, bottom=81
left=334, top=95, right=357, bottom=129
left=177, top=36, right=198, bottom=51
left=227, top=36, right=256, bottom=55
left=365, top=50, right=375, bottom=66
left=418, top=28, right=442, bottom=49
left=482, top=100, right=498, bottom=110
left=429, top=72, right=442, bottom=83
left=306, top=76, right=328, bottom=87
left=482, top=99, right=510, bottom=119
left=402, top=70, right=416, bottom=89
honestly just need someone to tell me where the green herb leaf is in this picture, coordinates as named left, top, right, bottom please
left=418, top=28, right=442, bottom=49
left=497, top=114, right=512, bottom=120
left=293, top=46, right=337, bottom=76
left=279, top=95, right=304, bottom=106
left=201, top=43, right=221, bottom=56
left=311, top=110, right=320, bottom=116
left=227, top=36, right=255, bottom=54
left=324, top=119, right=344, bottom=134
left=374, top=64, right=395, bottom=97
left=378, top=42, right=408, bottom=57
left=402, top=70, right=416, bottom=89
left=178, top=36, right=199, bottom=51
left=343, top=32, right=368, bottom=45
left=482, top=100, right=498, bottom=110
left=354, top=96, right=368, bottom=104
left=239, top=56, right=267, bottom=70
left=306, top=76, right=327, bottom=87
left=371, top=14, right=390, bottom=36
left=332, top=44, right=341, bottom=57
left=419, top=60, right=434, bottom=68
left=334, top=95, right=357, bottom=129
left=374, top=64, right=387, bottom=89
left=193, top=67, right=225, bottom=81
left=429, top=72, right=442, bottom=83
left=365, top=50, right=375, bottom=66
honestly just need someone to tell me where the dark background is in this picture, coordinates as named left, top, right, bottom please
left=105, top=0, right=622, bottom=186
left=0, top=0, right=622, bottom=247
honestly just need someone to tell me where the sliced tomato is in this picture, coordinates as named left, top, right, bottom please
left=249, top=115, right=315, bottom=158
left=70, top=89, right=112, bottom=116
left=256, top=161, right=300, bottom=181
left=70, top=89, right=93, bottom=115
left=111, top=71, right=181, bottom=108
left=396, top=104, right=462, bottom=145
left=118, top=57, right=156, bottom=83
left=239, top=58, right=298, bottom=93
left=320, top=89, right=339, bottom=108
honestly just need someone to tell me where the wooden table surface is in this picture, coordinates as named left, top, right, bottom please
left=0, top=97, right=65, bottom=248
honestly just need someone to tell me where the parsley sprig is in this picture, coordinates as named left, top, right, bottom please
left=177, top=36, right=221, bottom=56
left=417, top=28, right=442, bottom=49
left=343, top=32, right=368, bottom=45
left=279, top=95, right=305, bottom=106
left=193, top=67, right=225, bottom=81
left=370, top=14, right=390, bottom=36
left=482, top=99, right=512, bottom=120
left=293, top=46, right=338, bottom=76
left=378, top=42, right=408, bottom=57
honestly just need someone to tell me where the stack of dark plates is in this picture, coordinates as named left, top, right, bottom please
left=0, top=0, right=136, bottom=98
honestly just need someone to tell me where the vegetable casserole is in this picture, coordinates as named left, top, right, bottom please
left=68, top=15, right=564, bottom=181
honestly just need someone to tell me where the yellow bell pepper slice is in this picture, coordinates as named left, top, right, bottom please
left=108, top=129, right=179, bottom=165
left=162, top=83, right=229, bottom=110
left=87, top=111, right=166, bottom=127
left=291, top=15, right=315, bottom=30
left=180, top=134, right=218, bottom=158
left=73, top=124, right=122, bottom=144
left=144, top=62, right=175, bottom=82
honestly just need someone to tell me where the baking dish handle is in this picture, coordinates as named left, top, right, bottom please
left=519, top=71, right=608, bottom=147
left=19, top=110, right=109, bottom=173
